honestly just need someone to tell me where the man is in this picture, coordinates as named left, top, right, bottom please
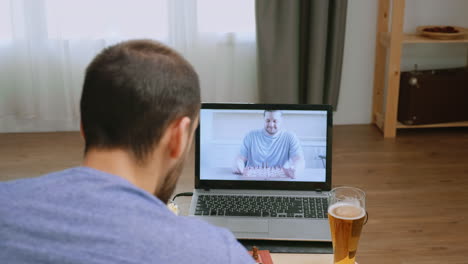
left=233, top=110, right=305, bottom=178
left=0, top=40, right=254, bottom=264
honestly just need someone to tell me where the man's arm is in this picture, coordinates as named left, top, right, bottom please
left=232, top=155, right=247, bottom=174
left=283, top=132, right=305, bottom=178
left=233, top=132, right=253, bottom=175
left=283, top=154, right=305, bottom=178
left=291, top=155, right=305, bottom=172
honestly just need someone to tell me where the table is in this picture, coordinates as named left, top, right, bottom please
left=200, top=167, right=326, bottom=182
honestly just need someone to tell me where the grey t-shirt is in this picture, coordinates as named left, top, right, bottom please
left=240, top=129, right=303, bottom=168
left=0, top=167, right=254, bottom=264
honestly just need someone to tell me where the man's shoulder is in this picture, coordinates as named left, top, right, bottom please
left=169, top=215, right=232, bottom=241
left=140, top=215, right=251, bottom=262
left=0, top=168, right=75, bottom=196
left=0, top=167, right=132, bottom=197
left=281, top=130, right=299, bottom=139
left=245, top=129, right=263, bottom=138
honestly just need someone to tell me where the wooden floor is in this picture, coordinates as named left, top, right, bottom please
left=1, top=125, right=468, bottom=264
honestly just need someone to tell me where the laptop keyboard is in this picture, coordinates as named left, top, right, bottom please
left=194, top=195, right=328, bottom=219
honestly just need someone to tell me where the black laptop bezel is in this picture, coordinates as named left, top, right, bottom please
left=195, top=103, right=332, bottom=191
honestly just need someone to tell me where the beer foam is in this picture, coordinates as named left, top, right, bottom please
left=328, top=202, right=365, bottom=220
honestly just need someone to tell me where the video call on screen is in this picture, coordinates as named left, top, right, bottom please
left=199, top=109, right=328, bottom=183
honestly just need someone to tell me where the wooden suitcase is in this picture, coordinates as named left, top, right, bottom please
left=398, top=67, right=468, bottom=125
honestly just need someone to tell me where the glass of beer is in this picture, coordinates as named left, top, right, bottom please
left=328, top=186, right=366, bottom=264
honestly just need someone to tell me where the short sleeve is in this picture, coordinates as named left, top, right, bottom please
left=239, top=133, right=250, bottom=158
left=288, top=132, right=303, bottom=159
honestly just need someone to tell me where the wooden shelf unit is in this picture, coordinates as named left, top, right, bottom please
left=371, top=0, right=468, bottom=138
left=379, top=33, right=468, bottom=47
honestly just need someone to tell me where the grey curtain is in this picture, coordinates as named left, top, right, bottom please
left=255, top=0, right=347, bottom=109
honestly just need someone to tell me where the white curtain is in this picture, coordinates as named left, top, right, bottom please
left=0, top=0, right=257, bottom=133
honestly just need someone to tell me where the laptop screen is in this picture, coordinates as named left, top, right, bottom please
left=198, top=106, right=329, bottom=185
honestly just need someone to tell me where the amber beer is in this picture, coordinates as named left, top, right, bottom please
left=328, top=187, right=366, bottom=264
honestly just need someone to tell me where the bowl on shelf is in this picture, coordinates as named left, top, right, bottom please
left=416, top=25, right=467, bottom=40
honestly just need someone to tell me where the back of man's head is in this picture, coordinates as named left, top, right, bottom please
left=80, top=39, right=200, bottom=163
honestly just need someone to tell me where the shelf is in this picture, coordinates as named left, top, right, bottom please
left=372, top=0, right=468, bottom=138
left=397, top=120, right=468, bottom=129
left=374, top=112, right=468, bottom=131
left=403, top=34, right=468, bottom=44
left=379, top=32, right=468, bottom=47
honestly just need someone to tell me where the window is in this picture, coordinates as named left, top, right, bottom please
left=45, top=0, right=169, bottom=39
left=197, top=0, right=255, bottom=34
left=0, top=0, right=12, bottom=39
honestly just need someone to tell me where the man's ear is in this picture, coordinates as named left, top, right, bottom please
left=167, top=117, right=191, bottom=159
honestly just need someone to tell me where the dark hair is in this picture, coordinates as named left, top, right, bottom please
left=263, top=109, right=283, bottom=117
left=80, top=39, right=200, bottom=163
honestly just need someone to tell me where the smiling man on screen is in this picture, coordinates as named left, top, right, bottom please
left=233, top=110, right=305, bottom=178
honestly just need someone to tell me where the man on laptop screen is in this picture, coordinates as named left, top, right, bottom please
left=232, top=109, right=305, bottom=179
left=200, top=108, right=327, bottom=183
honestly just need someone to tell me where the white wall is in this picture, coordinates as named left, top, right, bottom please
left=334, top=0, right=468, bottom=125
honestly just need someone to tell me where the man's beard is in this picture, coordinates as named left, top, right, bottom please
left=153, top=153, right=186, bottom=204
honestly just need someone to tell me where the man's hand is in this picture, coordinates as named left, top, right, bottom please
left=282, top=161, right=296, bottom=179
left=282, top=155, right=305, bottom=179
left=282, top=167, right=296, bottom=179
left=233, top=158, right=246, bottom=174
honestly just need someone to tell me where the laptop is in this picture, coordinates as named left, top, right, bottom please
left=188, top=103, right=333, bottom=241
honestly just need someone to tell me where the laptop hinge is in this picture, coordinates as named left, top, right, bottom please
left=315, top=189, right=323, bottom=193
left=204, top=188, right=210, bottom=191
